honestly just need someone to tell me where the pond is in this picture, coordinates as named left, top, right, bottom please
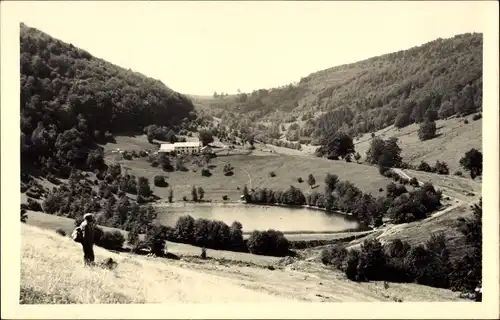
left=155, top=202, right=360, bottom=234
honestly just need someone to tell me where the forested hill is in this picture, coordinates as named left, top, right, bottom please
left=205, top=33, right=482, bottom=141
left=20, top=23, right=196, bottom=177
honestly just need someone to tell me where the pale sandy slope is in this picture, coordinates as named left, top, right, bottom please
left=21, top=224, right=464, bottom=303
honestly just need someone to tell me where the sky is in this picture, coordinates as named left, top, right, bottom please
left=9, top=1, right=490, bottom=96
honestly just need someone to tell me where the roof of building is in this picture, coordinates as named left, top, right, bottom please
left=159, top=141, right=201, bottom=151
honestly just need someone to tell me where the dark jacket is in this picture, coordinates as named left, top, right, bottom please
left=79, top=220, right=95, bottom=246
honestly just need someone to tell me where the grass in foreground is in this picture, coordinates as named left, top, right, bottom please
left=21, top=224, right=464, bottom=303
left=21, top=224, right=292, bottom=303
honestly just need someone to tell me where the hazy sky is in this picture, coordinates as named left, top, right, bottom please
left=12, top=1, right=489, bottom=95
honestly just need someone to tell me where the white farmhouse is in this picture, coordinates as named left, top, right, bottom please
left=159, top=140, right=201, bottom=154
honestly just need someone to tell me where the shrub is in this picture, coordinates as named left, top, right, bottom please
left=122, top=151, right=133, bottom=160
left=201, top=168, right=211, bottom=177
left=153, top=175, right=168, bottom=187
left=247, top=230, right=289, bottom=256
left=464, top=119, right=469, bottom=124
left=417, top=161, right=432, bottom=172
left=409, top=177, right=419, bottom=187
left=434, top=160, right=449, bottom=175
left=191, top=186, right=198, bottom=201
left=459, top=148, right=483, bottom=179
left=56, top=228, right=66, bottom=237
left=167, top=188, right=174, bottom=203
left=269, top=171, right=276, bottom=177
left=454, top=170, right=463, bottom=177
left=95, top=230, right=126, bottom=251
left=223, top=163, right=234, bottom=176
left=320, top=244, right=348, bottom=268
left=297, top=177, right=303, bottom=183
left=472, top=113, right=482, bottom=121
left=145, top=224, right=168, bottom=256
left=222, top=195, right=229, bottom=201
left=418, top=120, right=437, bottom=141
left=26, top=199, right=42, bottom=212
left=21, top=209, right=28, bottom=223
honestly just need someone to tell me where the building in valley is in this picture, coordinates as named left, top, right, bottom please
left=159, top=140, right=201, bottom=154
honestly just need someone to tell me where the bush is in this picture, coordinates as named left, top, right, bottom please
left=297, top=177, right=303, bottom=183
left=464, top=119, right=469, bottom=124
left=320, top=244, right=348, bottom=268
left=472, top=113, right=482, bottom=121
left=434, top=160, right=449, bottom=175
left=223, top=163, right=234, bottom=176
left=378, top=165, right=390, bottom=176
left=418, top=120, right=437, bottom=141
left=56, top=228, right=66, bottom=237
left=26, top=199, right=42, bottom=212
left=201, top=168, right=211, bottom=177
left=21, top=209, right=28, bottom=223
left=153, top=175, right=168, bottom=187
left=417, top=161, right=432, bottom=172
left=269, top=171, right=276, bottom=177
left=247, top=230, right=289, bottom=256
left=95, top=230, right=126, bottom=250
left=460, top=148, right=482, bottom=179
left=409, top=177, right=419, bottom=187
left=222, top=195, right=229, bottom=201
left=454, top=170, right=463, bottom=177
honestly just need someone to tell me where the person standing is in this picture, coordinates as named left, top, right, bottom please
left=79, top=213, right=96, bottom=266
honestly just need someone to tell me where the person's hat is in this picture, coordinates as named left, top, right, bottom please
left=83, top=213, right=94, bottom=222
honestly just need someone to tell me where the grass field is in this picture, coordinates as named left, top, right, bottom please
left=101, top=135, right=394, bottom=202
left=354, top=116, right=482, bottom=174
left=21, top=224, right=465, bottom=304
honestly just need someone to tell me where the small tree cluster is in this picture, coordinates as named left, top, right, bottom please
left=223, top=163, right=234, bottom=176
left=247, top=229, right=290, bottom=256
left=367, top=137, right=402, bottom=169
left=418, top=120, right=437, bottom=141
left=459, top=148, right=482, bottom=179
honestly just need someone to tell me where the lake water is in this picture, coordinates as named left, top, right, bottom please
left=155, top=202, right=359, bottom=234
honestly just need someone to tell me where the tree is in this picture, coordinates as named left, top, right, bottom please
left=459, top=148, right=482, bottom=179
left=199, top=130, right=214, bottom=146
left=167, top=188, right=174, bottom=203
left=418, top=161, right=432, bottom=172
left=324, top=173, right=339, bottom=193
left=368, top=137, right=402, bottom=168
left=145, top=224, right=168, bottom=256
left=137, top=177, right=152, bottom=197
left=424, top=109, right=438, bottom=122
left=191, top=186, right=198, bottom=201
left=434, top=161, right=449, bottom=175
left=319, top=133, right=355, bottom=160
left=307, top=174, right=316, bottom=188
left=153, top=175, right=167, bottom=187
left=450, top=199, right=482, bottom=295
left=418, top=120, right=437, bottom=141
left=242, top=185, right=251, bottom=202
left=438, top=100, right=455, bottom=119
left=197, top=186, right=205, bottom=200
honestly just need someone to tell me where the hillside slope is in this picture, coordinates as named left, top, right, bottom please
left=21, top=224, right=465, bottom=304
left=202, top=33, right=482, bottom=142
left=20, top=23, right=196, bottom=178
left=354, top=116, right=482, bottom=173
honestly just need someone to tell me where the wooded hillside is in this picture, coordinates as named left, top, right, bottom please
left=205, top=33, right=482, bottom=141
left=20, top=23, right=196, bottom=176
